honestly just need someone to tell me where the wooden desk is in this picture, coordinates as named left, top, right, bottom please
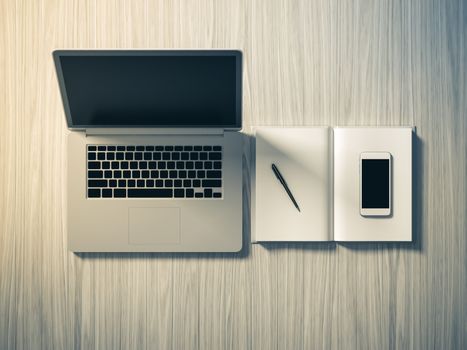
left=0, top=0, right=465, bottom=348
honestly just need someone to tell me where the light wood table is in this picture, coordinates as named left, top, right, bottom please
left=0, top=0, right=465, bottom=349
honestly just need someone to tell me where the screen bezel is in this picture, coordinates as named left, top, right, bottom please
left=52, top=49, right=242, bottom=129
left=360, top=152, right=392, bottom=217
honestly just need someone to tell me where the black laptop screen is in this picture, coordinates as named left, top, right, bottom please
left=56, top=52, right=241, bottom=127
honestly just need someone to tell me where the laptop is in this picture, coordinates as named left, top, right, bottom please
left=53, top=50, right=243, bottom=252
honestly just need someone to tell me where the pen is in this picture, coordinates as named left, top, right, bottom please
left=271, top=163, right=301, bottom=212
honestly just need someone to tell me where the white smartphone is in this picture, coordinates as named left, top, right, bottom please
left=360, top=152, right=392, bottom=217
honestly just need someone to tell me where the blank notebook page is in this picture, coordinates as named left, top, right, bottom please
left=254, top=127, right=332, bottom=241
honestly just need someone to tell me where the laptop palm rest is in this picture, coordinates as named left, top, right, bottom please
left=129, top=207, right=181, bottom=245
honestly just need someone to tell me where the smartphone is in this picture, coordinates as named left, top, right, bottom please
left=360, top=152, right=391, bottom=216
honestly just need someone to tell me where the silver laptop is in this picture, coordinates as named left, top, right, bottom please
left=53, top=50, right=243, bottom=252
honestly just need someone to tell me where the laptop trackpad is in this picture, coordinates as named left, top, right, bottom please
left=129, top=207, right=181, bottom=244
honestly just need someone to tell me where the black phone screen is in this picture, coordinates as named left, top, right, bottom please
left=362, top=159, right=390, bottom=209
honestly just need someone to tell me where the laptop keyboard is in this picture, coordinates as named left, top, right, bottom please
left=87, top=145, right=223, bottom=199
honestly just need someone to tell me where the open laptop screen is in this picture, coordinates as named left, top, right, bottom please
left=53, top=50, right=242, bottom=128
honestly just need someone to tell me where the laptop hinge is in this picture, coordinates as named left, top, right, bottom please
left=84, top=128, right=225, bottom=136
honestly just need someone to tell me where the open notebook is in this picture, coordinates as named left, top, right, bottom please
left=252, top=127, right=413, bottom=242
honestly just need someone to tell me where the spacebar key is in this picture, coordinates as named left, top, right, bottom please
left=128, top=189, right=173, bottom=198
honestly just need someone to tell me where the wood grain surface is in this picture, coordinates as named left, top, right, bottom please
left=1, top=0, right=466, bottom=349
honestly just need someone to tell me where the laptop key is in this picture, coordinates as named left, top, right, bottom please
left=88, top=161, right=100, bottom=169
left=88, top=189, right=100, bottom=198
left=104, top=170, right=112, bottom=178
left=88, top=170, right=103, bottom=178
left=156, top=180, right=164, bottom=187
left=195, top=192, right=203, bottom=198
left=109, top=180, right=117, bottom=188
left=174, top=189, right=184, bottom=198
left=213, top=161, right=222, bottom=169
left=106, top=153, right=115, bottom=160
left=194, top=146, right=202, bottom=151
left=206, top=170, right=222, bottom=178
left=114, top=189, right=126, bottom=198
left=202, top=180, right=221, bottom=188
left=137, top=180, right=145, bottom=187
left=97, top=153, right=105, bottom=160
left=144, top=152, right=152, bottom=160
left=88, top=145, right=97, bottom=151
left=128, top=189, right=173, bottom=198
left=209, top=152, right=222, bottom=160
left=213, top=146, right=222, bottom=151
left=116, top=152, right=124, bottom=160
left=213, top=192, right=222, bottom=198
left=102, top=189, right=112, bottom=198
left=88, top=179, right=107, bottom=187
left=181, top=152, right=189, bottom=160
left=186, top=189, right=194, bottom=198
left=152, top=152, right=161, bottom=160
left=204, top=189, right=213, bottom=198
left=98, top=146, right=106, bottom=151
left=88, top=152, right=96, bottom=160
left=125, top=152, right=134, bottom=160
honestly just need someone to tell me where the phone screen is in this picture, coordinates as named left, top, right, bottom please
left=362, top=159, right=390, bottom=209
